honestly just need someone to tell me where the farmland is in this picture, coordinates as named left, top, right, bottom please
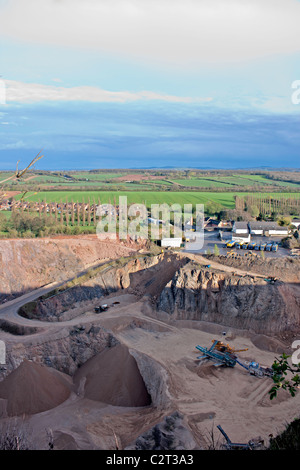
left=2, top=168, right=300, bottom=217
left=2, top=169, right=300, bottom=194
left=13, top=190, right=237, bottom=207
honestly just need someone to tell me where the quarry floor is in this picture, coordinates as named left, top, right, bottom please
left=0, top=243, right=299, bottom=450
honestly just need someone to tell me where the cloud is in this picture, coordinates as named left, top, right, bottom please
left=0, top=0, right=300, bottom=66
left=4, top=79, right=212, bottom=104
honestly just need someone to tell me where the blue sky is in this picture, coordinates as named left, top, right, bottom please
left=0, top=0, right=300, bottom=170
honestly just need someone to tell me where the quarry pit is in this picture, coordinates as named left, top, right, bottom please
left=0, top=236, right=300, bottom=450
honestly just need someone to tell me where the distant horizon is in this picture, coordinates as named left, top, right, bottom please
left=1, top=165, right=300, bottom=172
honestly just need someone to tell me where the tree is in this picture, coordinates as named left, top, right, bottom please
left=277, top=216, right=291, bottom=227
left=249, top=205, right=259, bottom=218
left=269, top=353, right=300, bottom=400
left=0, top=152, right=44, bottom=203
left=213, top=244, right=220, bottom=256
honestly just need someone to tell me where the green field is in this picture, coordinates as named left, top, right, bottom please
left=3, top=169, right=300, bottom=193
left=15, top=190, right=236, bottom=207
left=171, top=178, right=233, bottom=188
left=14, top=190, right=300, bottom=209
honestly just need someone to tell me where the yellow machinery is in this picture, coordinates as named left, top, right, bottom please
left=212, top=340, right=248, bottom=354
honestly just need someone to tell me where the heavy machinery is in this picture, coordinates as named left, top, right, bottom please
left=226, top=240, right=235, bottom=248
left=264, top=276, right=277, bottom=284
left=195, top=340, right=274, bottom=378
left=248, top=242, right=256, bottom=250
left=217, top=425, right=264, bottom=450
left=196, top=340, right=237, bottom=368
left=212, top=340, right=248, bottom=354
left=94, top=304, right=109, bottom=313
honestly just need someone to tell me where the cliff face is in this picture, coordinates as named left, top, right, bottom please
left=18, top=254, right=171, bottom=322
left=206, top=254, right=300, bottom=283
left=157, top=263, right=300, bottom=336
left=0, top=236, right=137, bottom=303
left=1, top=322, right=117, bottom=381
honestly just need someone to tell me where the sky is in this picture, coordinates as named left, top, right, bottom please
left=0, top=0, right=300, bottom=170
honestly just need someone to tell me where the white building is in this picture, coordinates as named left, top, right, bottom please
left=249, top=222, right=289, bottom=237
left=161, top=238, right=182, bottom=248
left=232, top=221, right=249, bottom=234
left=232, top=232, right=251, bottom=243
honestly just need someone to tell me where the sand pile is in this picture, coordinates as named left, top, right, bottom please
left=0, top=360, right=72, bottom=417
left=74, top=344, right=151, bottom=407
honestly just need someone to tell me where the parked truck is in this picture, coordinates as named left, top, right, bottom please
left=95, top=304, right=109, bottom=313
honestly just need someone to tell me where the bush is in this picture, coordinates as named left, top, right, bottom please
left=22, top=230, right=35, bottom=238
left=7, top=228, right=19, bottom=238
left=269, top=419, right=300, bottom=450
left=0, top=420, right=34, bottom=450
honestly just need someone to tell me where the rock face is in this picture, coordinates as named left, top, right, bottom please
left=125, top=411, right=198, bottom=450
left=207, top=254, right=300, bottom=283
left=18, top=254, right=180, bottom=322
left=129, top=349, right=171, bottom=408
left=2, top=322, right=117, bottom=379
left=0, top=236, right=137, bottom=304
left=157, top=263, right=300, bottom=336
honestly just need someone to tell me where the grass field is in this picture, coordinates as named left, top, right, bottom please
left=2, top=170, right=300, bottom=192
left=14, top=190, right=236, bottom=207
left=171, top=178, right=233, bottom=188
left=14, top=190, right=300, bottom=209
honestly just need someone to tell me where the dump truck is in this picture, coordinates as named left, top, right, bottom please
left=266, top=243, right=273, bottom=251
left=94, top=304, right=109, bottom=313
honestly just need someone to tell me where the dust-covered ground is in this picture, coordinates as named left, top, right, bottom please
left=0, top=243, right=299, bottom=450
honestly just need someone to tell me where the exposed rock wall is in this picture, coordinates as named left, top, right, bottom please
left=18, top=254, right=164, bottom=321
left=0, top=236, right=137, bottom=303
left=206, top=254, right=300, bottom=283
left=157, top=263, right=300, bottom=336
left=1, top=322, right=117, bottom=379
left=125, top=411, right=198, bottom=450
